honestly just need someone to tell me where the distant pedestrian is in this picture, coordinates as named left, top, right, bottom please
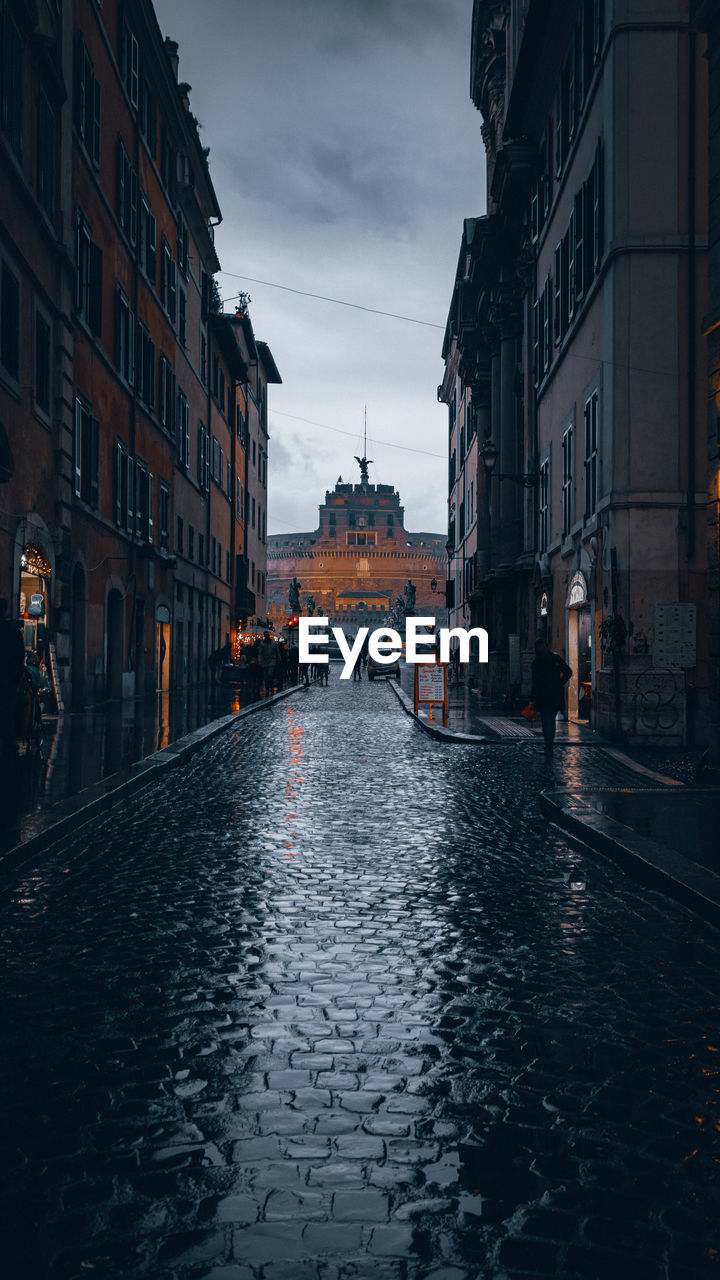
left=276, top=640, right=288, bottom=690
left=258, top=631, right=277, bottom=696
left=353, top=653, right=363, bottom=681
left=0, top=598, right=24, bottom=750
left=530, top=639, right=572, bottom=758
left=286, top=642, right=299, bottom=684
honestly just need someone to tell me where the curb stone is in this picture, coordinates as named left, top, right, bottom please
left=540, top=787, right=720, bottom=930
left=0, top=683, right=305, bottom=877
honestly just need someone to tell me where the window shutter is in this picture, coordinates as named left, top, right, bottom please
left=125, top=450, right=134, bottom=532
left=129, top=168, right=138, bottom=246
left=147, top=473, right=154, bottom=543
left=116, top=138, right=125, bottom=224
left=90, top=417, right=99, bottom=508
left=73, top=398, right=82, bottom=497
left=92, top=76, right=101, bottom=166
left=589, top=138, right=599, bottom=270
left=135, top=460, right=143, bottom=536
left=169, top=259, right=176, bottom=322
left=204, top=431, right=210, bottom=491
left=89, top=243, right=103, bottom=336
left=148, top=214, right=156, bottom=282
left=114, top=443, right=123, bottom=525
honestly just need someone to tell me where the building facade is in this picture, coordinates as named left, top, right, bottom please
left=267, top=458, right=445, bottom=632
left=0, top=0, right=279, bottom=708
left=440, top=0, right=709, bottom=743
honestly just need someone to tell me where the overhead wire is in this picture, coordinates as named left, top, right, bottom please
left=270, top=409, right=445, bottom=460
left=218, top=273, right=445, bottom=330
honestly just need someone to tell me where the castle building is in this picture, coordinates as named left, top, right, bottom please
left=267, top=457, right=445, bottom=631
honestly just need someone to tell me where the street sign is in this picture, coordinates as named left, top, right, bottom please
left=414, top=661, right=447, bottom=725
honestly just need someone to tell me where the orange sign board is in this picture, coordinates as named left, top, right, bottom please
left=414, top=661, right=447, bottom=725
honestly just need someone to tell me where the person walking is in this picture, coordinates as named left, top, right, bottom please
left=258, top=631, right=277, bottom=697
left=530, top=638, right=572, bottom=758
left=286, top=641, right=299, bottom=685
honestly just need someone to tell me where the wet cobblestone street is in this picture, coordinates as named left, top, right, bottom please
left=1, top=680, right=720, bottom=1279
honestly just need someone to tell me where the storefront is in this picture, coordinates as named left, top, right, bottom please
left=18, top=542, right=52, bottom=663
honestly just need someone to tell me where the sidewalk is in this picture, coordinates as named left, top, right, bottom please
left=394, top=668, right=720, bottom=929
left=0, top=680, right=300, bottom=860
left=398, top=667, right=598, bottom=743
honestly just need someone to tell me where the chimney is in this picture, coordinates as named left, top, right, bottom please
left=164, top=38, right=179, bottom=80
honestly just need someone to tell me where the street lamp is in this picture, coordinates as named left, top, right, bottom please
left=430, top=577, right=438, bottom=593
left=480, top=438, right=536, bottom=488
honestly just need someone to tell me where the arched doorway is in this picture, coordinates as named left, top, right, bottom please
left=106, top=589, right=124, bottom=700
left=19, top=542, right=52, bottom=662
left=566, top=572, right=592, bottom=721
left=155, top=604, right=171, bottom=691
left=71, top=563, right=86, bottom=708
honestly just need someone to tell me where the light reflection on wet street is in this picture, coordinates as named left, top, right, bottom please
left=0, top=679, right=719, bottom=1279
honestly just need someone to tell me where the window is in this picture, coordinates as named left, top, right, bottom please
left=177, top=213, right=189, bottom=278
left=1, top=4, right=23, bottom=157
left=177, top=516, right=183, bottom=555
left=197, top=424, right=210, bottom=490
left=159, top=483, right=170, bottom=551
left=1, top=261, right=20, bottom=380
left=562, top=423, right=574, bottom=536
left=198, top=533, right=204, bottom=565
left=158, top=354, right=175, bottom=434
left=37, top=86, right=55, bottom=217
left=236, top=477, right=244, bottom=520
left=114, top=286, right=135, bottom=384
left=226, top=459, right=232, bottom=498
left=212, top=435, right=220, bottom=482
left=160, top=125, right=176, bottom=202
left=226, top=550, right=231, bottom=582
left=116, top=140, right=138, bottom=245
left=200, top=332, right=207, bottom=383
left=139, top=195, right=156, bottom=283
left=35, top=311, right=50, bottom=414
left=74, top=397, right=99, bottom=507
left=178, top=288, right=186, bottom=346
left=160, top=239, right=176, bottom=323
left=113, top=441, right=134, bottom=532
left=135, top=461, right=153, bottom=542
left=188, top=525, right=194, bottom=561
left=139, top=77, right=156, bottom=155
left=211, top=536, right=216, bottom=574
left=76, top=212, right=103, bottom=335
left=121, top=18, right=139, bottom=108
left=177, top=390, right=190, bottom=467
left=75, top=34, right=101, bottom=167
left=135, top=322, right=154, bottom=409
left=584, top=389, right=598, bottom=518
left=534, top=274, right=552, bottom=383
left=251, top=496, right=255, bottom=529
left=539, top=457, right=550, bottom=551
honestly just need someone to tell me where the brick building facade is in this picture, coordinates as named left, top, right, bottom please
left=0, top=0, right=278, bottom=708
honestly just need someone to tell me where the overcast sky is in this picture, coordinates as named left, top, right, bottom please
left=153, top=0, right=485, bottom=537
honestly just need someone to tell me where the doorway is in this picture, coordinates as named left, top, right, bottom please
left=106, top=589, right=124, bottom=700
left=71, top=563, right=86, bottom=708
left=156, top=622, right=170, bottom=691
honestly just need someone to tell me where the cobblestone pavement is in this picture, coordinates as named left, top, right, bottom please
left=1, top=680, right=720, bottom=1280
